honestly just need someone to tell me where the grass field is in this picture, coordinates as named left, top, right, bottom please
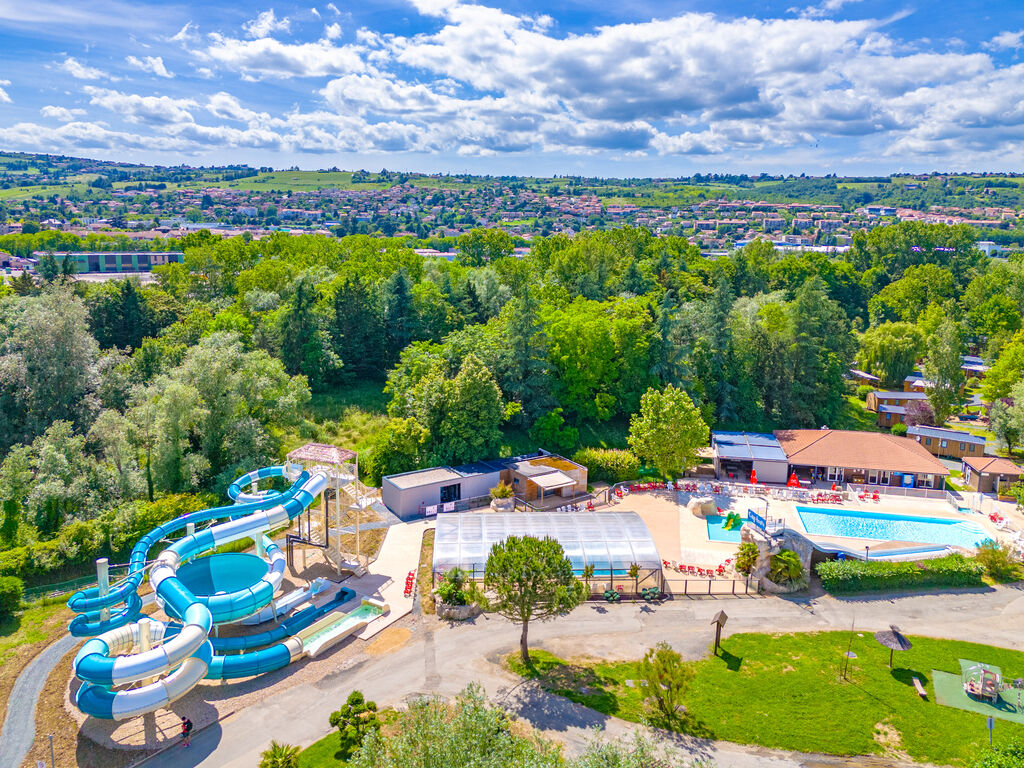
left=298, top=730, right=345, bottom=767
left=0, top=600, right=73, bottom=734
left=508, top=632, right=1024, bottom=766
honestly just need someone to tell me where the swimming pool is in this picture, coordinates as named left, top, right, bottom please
left=795, top=506, right=990, bottom=549
left=706, top=515, right=748, bottom=543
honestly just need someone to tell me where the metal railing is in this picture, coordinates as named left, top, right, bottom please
left=23, top=564, right=131, bottom=602
left=845, top=483, right=946, bottom=500
left=663, top=576, right=758, bottom=597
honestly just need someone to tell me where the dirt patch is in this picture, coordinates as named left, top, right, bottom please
left=873, top=721, right=912, bottom=761
left=781, top=665, right=796, bottom=673
left=366, top=626, right=412, bottom=656
left=418, top=529, right=436, bottom=615
left=0, top=602, right=73, bottom=733
left=21, top=645, right=143, bottom=768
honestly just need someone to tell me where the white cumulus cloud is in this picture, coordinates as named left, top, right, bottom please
left=125, top=55, right=174, bottom=78
left=986, top=30, right=1024, bottom=51
left=243, top=9, right=291, bottom=38
left=60, top=57, right=106, bottom=80
left=41, top=105, right=86, bottom=121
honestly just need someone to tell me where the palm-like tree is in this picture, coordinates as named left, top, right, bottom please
left=581, top=563, right=595, bottom=597
left=259, top=741, right=301, bottom=768
left=769, top=550, right=803, bottom=585
left=628, top=562, right=640, bottom=601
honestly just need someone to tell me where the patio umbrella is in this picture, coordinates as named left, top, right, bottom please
left=787, top=472, right=800, bottom=488
left=750, top=469, right=758, bottom=484
left=875, top=625, right=913, bottom=668
left=831, top=482, right=837, bottom=491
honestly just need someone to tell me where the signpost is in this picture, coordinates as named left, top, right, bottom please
left=987, top=715, right=995, bottom=745
left=711, top=610, right=728, bottom=656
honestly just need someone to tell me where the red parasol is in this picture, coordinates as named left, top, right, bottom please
left=750, top=469, right=758, bottom=484
left=787, top=472, right=800, bottom=488
left=831, top=482, right=837, bottom=491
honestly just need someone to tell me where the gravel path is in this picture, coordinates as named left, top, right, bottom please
left=0, top=632, right=78, bottom=768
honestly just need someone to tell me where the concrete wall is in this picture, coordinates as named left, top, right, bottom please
left=752, top=459, right=788, bottom=485
left=382, top=471, right=501, bottom=520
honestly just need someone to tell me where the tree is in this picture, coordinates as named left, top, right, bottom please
left=329, top=690, right=380, bottom=760
left=904, top=398, right=935, bottom=427
left=982, top=331, right=1024, bottom=402
left=857, top=322, right=924, bottom=388
left=529, top=408, right=579, bottom=453
left=867, top=264, right=954, bottom=324
left=279, top=272, right=340, bottom=391
left=627, top=384, right=709, bottom=476
left=368, top=417, right=428, bottom=482
left=922, top=320, right=965, bottom=424
left=329, top=274, right=386, bottom=379
left=483, top=535, right=586, bottom=664
left=989, top=398, right=1022, bottom=454
left=258, top=741, right=300, bottom=768
left=431, top=354, right=512, bottom=465
left=637, top=642, right=694, bottom=723
left=382, top=267, right=414, bottom=364
left=457, top=228, right=514, bottom=266
left=498, top=286, right=553, bottom=422
left=37, top=253, right=60, bottom=282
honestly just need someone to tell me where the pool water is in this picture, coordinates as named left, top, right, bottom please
left=706, top=515, right=749, bottom=543
left=796, top=506, right=990, bottom=548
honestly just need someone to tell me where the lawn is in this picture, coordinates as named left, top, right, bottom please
left=299, top=730, right=346, bottom=767
left=507, top=632, right=1024, bottom=766
left=0, top=600, right=74, bottom=731
left=837, top=395, right=884, bottom=432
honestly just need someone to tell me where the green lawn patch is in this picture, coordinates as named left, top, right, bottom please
left=507, top=633, right=1024, bottom=765
left=298, top=729, right=345, bottom=767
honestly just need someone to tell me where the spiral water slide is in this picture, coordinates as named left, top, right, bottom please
left=67, top=465, right=330, bottom=720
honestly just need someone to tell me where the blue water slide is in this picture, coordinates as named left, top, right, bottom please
left=208, top=587, right=355, bottom=652
left=70, top=468, right=331, bottom=719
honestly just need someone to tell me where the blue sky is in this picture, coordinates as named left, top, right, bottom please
left=0, top=0, right=1021, bottom=175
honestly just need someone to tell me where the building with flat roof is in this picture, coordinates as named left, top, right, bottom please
left=31, top=251, right=183, bottom=273
left=865, top=390, right=930, bottom=427
left=774, top=429, right=950, bottom=489
left=711, top=432, right=789, bottom=484
left=381, top=450, right=588, bottom=520
left=962, top=455, right=1023, bottom=494
left=907, top=425, right=985, bottom=459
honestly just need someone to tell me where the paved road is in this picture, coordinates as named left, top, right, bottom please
left=0, top=632, right=78, bottom=768
left=139, top=584, right=1024, bottom=768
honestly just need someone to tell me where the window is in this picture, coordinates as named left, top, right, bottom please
left=885, top=413, right=892, bottom=421
left=920, top=474, right=935, bottom=489
left=827, top=467, right=843, bottom=482
left=959, top=442, right=966, bottom=451
left=868, top=469, right=879, bottom=484
left=925, top=438, right=932, bottom=446
left=439, top=483, right=461, bottom=503
left=940, top=440, right=947, bottom=449
left=880, top=470, right=890, bottom=485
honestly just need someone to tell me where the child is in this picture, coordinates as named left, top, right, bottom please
left=181, top=716, right=194, bottom=747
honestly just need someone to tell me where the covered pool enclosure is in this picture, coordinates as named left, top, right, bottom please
left=432, top=511, right=663, bottom=596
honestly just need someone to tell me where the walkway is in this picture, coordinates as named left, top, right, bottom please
left=138, top=583, right=1024, bottom=768
left=0, top=632, right=78, bottom=768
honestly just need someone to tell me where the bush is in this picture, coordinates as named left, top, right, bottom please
left=735, top=542, right=758, bottom=575
left=971, top=738, right=1024, bottom=768
left=769, top=549, right=803, bottom=585
left=974, top=540, right=1020, bottom=581
left=0, top=576, right=23, bottom=618
left=638, top=642, right=693, bottom=724
left=966, top=376, right=981, bottom=390
left=529, top=408, right=579, bottom=453
left=890, top=422, right=908, bottom=436
left=573, top=447, right=640, bottom=484
left=435, top=567, right=474, bottom=606
left=816, top=554, right=985, bottom=593
left=329, top=690, right=379, bottom=760
left=489, top=481, right=513, bottom=500
left=856, top=384, right=874, bottom=401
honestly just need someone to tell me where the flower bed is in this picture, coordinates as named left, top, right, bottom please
left=815, top=554, right=985, bottom=593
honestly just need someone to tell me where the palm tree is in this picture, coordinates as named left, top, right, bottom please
left=628, top=562, right=640, bottom=601
left=769, top=550, right=803, bottom=585
left=581, top=563, right=595, bottom=597
left=259, top=741, right=301, bottom=768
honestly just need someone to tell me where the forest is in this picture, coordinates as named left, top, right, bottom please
left=1, top=221, right=1022, bottom=586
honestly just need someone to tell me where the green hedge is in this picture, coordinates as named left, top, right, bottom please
left=816, top=554, right=985, bottom=593
left=572, top=447, right=640, bottom=484
left=0, top=494, right=214, bottom=586
left=0, top=576, right=24, bottom=618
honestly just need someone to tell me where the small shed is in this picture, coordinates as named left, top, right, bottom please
left=712, top=432, right=789, bottom=485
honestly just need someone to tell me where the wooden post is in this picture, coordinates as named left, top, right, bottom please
left=711, top=611, right=728, bottom=656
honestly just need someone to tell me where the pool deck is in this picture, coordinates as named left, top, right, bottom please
left=614, top=485, right=1009, bottom=569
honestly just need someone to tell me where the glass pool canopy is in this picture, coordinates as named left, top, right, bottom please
left=432, top=511, right=661, bottom=577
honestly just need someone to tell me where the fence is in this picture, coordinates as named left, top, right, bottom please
left=663, top=575, right=758, bottom=598
left=421, top=494, right=492, bottom=516
left=512, top=493, right=596, bottom=513
left=432, top=563, right=664, bottom=597
left=845, top=483, right=947, bottom=501
left=23, top=563, right=131, bottom=602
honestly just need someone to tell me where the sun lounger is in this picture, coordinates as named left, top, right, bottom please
left=912, top=677, right=927, bottom=698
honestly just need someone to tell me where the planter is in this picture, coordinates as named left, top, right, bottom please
left=489, top=497, right=514, bottom=513
left=435, top=600, right=481, bottom=621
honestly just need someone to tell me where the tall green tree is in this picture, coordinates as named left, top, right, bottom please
left=857, top=322, right=924, bottom=389
left=627, top=384, right=709, bottom=476
left=383, top=267, right=414, bottom=363
left=328, top=274, right=386, bottom=379
left=483, top=535, right=586, bottom=664
left=922, top=320, right=965, bottom=424
left=498, top=285, right=552, bottom=423
left=278, top=272, right=340, bottom=391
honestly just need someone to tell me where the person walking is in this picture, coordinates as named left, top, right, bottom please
left=181, top=716, right=194, bottom=747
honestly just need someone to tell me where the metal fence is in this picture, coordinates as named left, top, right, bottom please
left=845, top=483, right=947, bottom=500
left=663, top=576, right=759, bottom=597
left=23, top=564, right=131, bottom=602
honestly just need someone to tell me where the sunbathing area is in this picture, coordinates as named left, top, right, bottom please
left=610, top=478, right=1015, bottom=584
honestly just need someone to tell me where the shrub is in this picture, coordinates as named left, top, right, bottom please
left=489, top=481, right=513, bottom=500
left=966, top=376, right=981, bottom=390
left=435, top=567, right=475, bottom=606
left=890, top=422, right=908, bottom=436
left=329, top=690, right=380, bottom=760
left=816, top=554, right=985, bottom=593
left=971, top=738, right=1024, bottom=768
left=573, top=447, right=640, bottom=484
left=258, top=741, right=300, bottom=768
left=637, top=642, right=693, bottom=724
left=0, top=576, right=23, bottom=618
left=974, top=540, right=1020, bottom=582
left=734, top=542, right=759, bottom=575
left=769, top=549, right=803, bottom=585
left=529, top=408, right=579, bottom=453
left=856, top=384, right=873, bottom=401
